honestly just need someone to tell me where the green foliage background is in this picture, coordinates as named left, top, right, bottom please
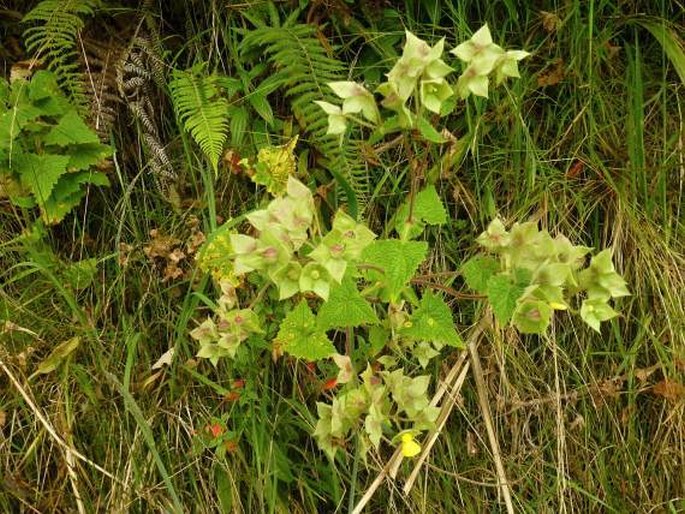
left=0, top=0, right=683, bottom=512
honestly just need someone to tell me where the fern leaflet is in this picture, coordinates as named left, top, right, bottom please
left=169, top=64, right=230, bottom=173
left=22, top=0, right=101, bottom=107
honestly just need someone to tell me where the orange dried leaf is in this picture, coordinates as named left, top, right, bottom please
left=651, top=379, right=685, bottom=402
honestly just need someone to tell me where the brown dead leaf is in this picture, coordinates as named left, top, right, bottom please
left=537, top=59, right=565, bottom=87
left=118, top=242, right=134, bottom=267
left=10, top=59, right=41, bottom=82
left=540, top=11, right=561, bottom=33
left=187, top=230, right=206, bottom=256
left=634, top=364, right=660, bottom=383
left=0, top=410, right=6, bottom=429
left=144, top=229, right=181, bottom=260
left=162, top=262, right=184, bottom=282
left=167, top=248, right=186, bottom=264
left=651, top=379, right=685, bottom=402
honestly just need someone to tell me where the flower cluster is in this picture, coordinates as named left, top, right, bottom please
left=451, top=24, right=529, bottom=99
left=315, top=25, right=530, bottom=133
left=190, top=281, right=263, bottom=365
left=475, top=219, right=629, bottom=333
left=226, top=176, right=375, bottom=302
left=192, top=176, right=377, bottom=365
left=314, top=365, right=438, bottom=460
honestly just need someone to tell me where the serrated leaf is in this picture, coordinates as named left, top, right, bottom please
left=486, top=274, right=525, bottom=325
left=16, top=153, right=70, bottom=202
left=39, top=170, right=109, bottom=224
left=66, top=143, right=111, bottom=171
left=362, top=240, right=428, bottom=302
left=413, top=185, right=447, bottom=225
left=42, top=110, right=99, bottom=146
left=401, top=291, right=462, bottom=347
left=27, top=70, right=62, bottom=103
left=275, top=300, right=335, bottom=361
left=395, top=185, right=448, bottom=239
left=461, top=255, right=500, bottom=294
left=317, top=276, right=379, bottom=330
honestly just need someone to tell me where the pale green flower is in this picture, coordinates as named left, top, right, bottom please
left=229, top=234, right=264, bottom=274
left=314, top=100, right=347, bottom=135
left=269, top=261, right=302, bottom=300
left=493, top=50, right=531, bottom=84
left=190, top=317, right=219, bottom=346
left=455, top=65, right=490, bottom=98
left=386, top=31, right=452, bottom=101
left=419, top=78, right=454, bottom=113
left=376, top=82, right=413, bottom=127
left=327, top=81, right=380, bottom=124
left=451, top=25, right=529, bottom=99
left=451, top=24, right=505, bottom=76
left=299, top=262, right=331, bottom=300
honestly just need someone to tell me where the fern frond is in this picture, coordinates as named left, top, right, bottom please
left=241, top=25, right=370, bottom=212
left=168, top=65, right=229, bottom=173
left=22, top=0, right=101, bottom=107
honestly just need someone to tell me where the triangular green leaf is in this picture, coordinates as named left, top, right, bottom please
left=401, top=291, right=463, bottom=347
left=276, top=300, right=335, bottom=361
left=362, top=240, right=428, bottom=302
left=43, top=110, right=100, bottom=147
left=395, top=185, right=448, bottom=239
left=66, top=143, right=111, bottom=171
left=486, top=274, right=525, bottom=326
left=16, top=153, right=70, bottom=202
left=40, top=189, right=85, bottom=224
left=461, top=255, right=500, bottom=294
left=317, top=276, right=379, bottom=330
left=412, top=185, right=447, bottom=225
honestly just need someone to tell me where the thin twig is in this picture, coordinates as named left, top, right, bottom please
left=469, top=333, right=515, bottom=514
left=351, top=317, right=487, bottom=513
left=402, top=316, right=490, bottom=494
left=403, top=360, right=471, bottom=494
left=0, top=356, right=125, bottom=487
left=350, top=448, right=402, bottom=514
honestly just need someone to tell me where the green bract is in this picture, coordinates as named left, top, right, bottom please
left=451, top=24, right=530, bottom=98
left=313, top=100, right=347, bottom=135
left=328, top=81, right=380, bottom=124
left=462, top=219, right=628, bottom=334
left=191, top=307, right=263, bottom=366
left=386, top=32, right=451, bottom=101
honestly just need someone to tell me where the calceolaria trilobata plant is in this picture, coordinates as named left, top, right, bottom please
left=191, top=26, right=627, bottom=461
